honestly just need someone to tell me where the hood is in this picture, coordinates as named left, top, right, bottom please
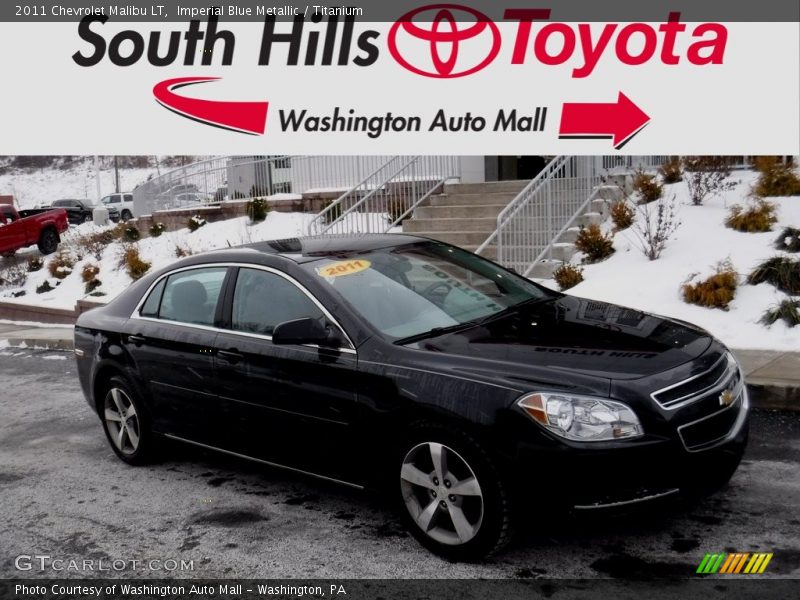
left=415, top=295, right=713, bottom=382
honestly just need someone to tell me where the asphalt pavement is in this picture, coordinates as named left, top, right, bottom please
left=0, top=349, right=798, bottom=580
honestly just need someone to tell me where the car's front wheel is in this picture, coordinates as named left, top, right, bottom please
left=121, top=210, right=132, bottom=221
left=396, top=426, right=513, bottom=560
left=100, top=376, right=154, bottom=465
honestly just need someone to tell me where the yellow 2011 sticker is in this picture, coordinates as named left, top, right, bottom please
left=316, top=259, right=372, bottom=278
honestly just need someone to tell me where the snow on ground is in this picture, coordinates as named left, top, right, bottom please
left=558, top=169, right=800, bottom=351
left=0, top=160, right=158, bottom=209
left=1, top=212, right=316, bottom=310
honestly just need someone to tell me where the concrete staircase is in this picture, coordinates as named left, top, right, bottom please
left=402, top=180, right=529, bottom=260
left=403, top=178, right=628, bottom=281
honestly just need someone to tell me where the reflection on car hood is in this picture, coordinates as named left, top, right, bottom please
left=417, top=295, right=713, bottom=381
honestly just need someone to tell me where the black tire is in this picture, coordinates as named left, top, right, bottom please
left=121, top=210, right=132, bottom=222
left=36, top=228, right=59, bottom=255
left=82, top=213, right=92, bottom=224
left=395, top=424, right=513, bottom=561
left=99, top=375, right=156, bottom=466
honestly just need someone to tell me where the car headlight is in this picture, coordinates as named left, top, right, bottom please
left=517, top=392, right=643, bottom=441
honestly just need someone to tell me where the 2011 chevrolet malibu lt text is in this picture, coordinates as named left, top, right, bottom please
left=73, top=234, right=749, bottom=560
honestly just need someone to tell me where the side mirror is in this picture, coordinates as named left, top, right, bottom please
left=272, top=317, right=335, bottom=346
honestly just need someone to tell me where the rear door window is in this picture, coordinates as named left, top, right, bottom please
left=152, top=268, right=228, bottom=327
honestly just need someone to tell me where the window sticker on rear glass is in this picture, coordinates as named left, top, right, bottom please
left=316, top=260, right=371, bottom=278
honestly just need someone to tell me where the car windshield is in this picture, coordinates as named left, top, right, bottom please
left=302, top=241, right=551, bottom=341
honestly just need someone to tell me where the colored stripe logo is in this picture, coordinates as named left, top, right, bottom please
left=697, top=552, right=773, bottom=574
left=153, top=77, right=269, bottom=135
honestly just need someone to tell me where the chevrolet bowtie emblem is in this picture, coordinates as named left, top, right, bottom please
left=719, top=389, right=736, bottom=407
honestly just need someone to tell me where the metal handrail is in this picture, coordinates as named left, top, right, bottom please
left=307, top=156, right=461, bottom=236
left=477, top=155, right=671, bottom=276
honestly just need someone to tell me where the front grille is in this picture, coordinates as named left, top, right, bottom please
left=678, top=391, right=744, bottom=451
left=652, top=353, right=739, bottom=409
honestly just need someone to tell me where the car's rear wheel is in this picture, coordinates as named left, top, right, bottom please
left=396, top=426, right=513, bottom=560
left=121, top=210, right=132, bottom=222
left=37, top=228, right=58, bottom=255
left=100, top=376, right=154, bottom=465
left=82, top=214, right=92, bottom=223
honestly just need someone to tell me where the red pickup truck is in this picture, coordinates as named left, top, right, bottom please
left=0, top=204, right=70, bottom=256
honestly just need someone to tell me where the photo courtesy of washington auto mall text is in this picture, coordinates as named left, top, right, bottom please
left=0, top=1, right=798, bottom=599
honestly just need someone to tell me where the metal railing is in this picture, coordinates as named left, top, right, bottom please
left=132, top=155, right=398, bottom=217
left=475, top=156, right=605, bottom=275
left=476, top=155, right=690, bottom=276
left=307, top=156, right=461, bottom=235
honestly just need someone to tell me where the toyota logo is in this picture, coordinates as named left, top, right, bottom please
left=389, top=4, right=501, bottom=78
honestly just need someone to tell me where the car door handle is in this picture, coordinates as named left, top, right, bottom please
left=128, top=334, right=146, bottom=346
left=217, top=349, right=244, bottom=363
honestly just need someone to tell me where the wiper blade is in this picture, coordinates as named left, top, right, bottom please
left=476, top=296, right=552, bottom=327
left=393, top=320, right=481, bottom=345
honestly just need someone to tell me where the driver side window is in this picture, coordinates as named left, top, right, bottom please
left=231, top=268, right=325, bottom=337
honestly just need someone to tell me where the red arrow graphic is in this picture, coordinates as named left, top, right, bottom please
left=153, top=77, right=268, bottom=136
left=559, top=92, right=650, bottom=149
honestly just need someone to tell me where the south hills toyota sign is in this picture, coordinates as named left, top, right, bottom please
left=69, top=4, right=729, bottom=143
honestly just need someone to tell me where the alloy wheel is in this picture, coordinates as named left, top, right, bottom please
left=103, top=388, right=140, bottom=456
left=400, top=442, right=484, bottom=546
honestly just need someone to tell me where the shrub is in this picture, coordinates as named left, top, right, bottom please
left=188, top=215, right=207, bottom=232
left=659, top=156, right=682, bottom=184
left=682, top=156, right=735, bottom=205
left=47, top=251, right=75, bottom=279
left=149, top=222, right=167, bottom=237
left=753, top=157, right=800, bottom=197
left=747, top=256, right=800, bottom=294
left=124, top=225, right=141, bottom=241
left=27, top=256, right=43, bottom=272
left=682, top=261, right=738, bottom=310
left=81, top=263, right=100, bottom=283
left=760, top=299, right=800, bottom=328
left=74, top=227, right=120, bottom=260
left=175, top=244, right=193, bottom=258
left=575, top=223, right=615, bottom=263
left=553, top=263, right=584, bottom=290
left=0, top=265, right=27, bottom=288
left=725, top=199, right=777, bottom=232
left=36, top=280, right=54, bottom=294
left=629, top=193, right=682, bottom=260
left=610, top=200, right=634, bottom=231
left=775, top=227, right=800, bottom=252
left=248, top=197, right=270, bottom=223
left=120, top=246, right=151, bottom=280
left=84, top=278, right=102, bottom=294
left=632, top=169, right=663, bottom=203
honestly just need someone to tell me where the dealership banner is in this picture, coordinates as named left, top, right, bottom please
left=0, top=0, right=797, bottom=154
left=3, top=579, right=800, bottom=599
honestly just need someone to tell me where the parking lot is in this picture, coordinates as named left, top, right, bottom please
left=0, top=349, right=798, bottom=579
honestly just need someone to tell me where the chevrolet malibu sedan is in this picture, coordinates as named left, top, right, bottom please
left=74, top=234, right=749, bottom=559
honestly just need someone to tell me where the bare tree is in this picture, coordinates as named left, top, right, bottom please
left=628, top=193, right=682, bottom=260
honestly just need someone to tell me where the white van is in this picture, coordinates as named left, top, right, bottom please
left=100, top=193, right=135, bottom=221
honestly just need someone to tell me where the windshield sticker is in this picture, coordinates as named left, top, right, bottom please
left=316, top=260, right=371, bottom=278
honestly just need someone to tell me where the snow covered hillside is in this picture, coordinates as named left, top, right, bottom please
left=0, top=158, right=159, bottom=209
left=1, top=213, right=315, bottom=311
left=556, top=169, right=800, bottom=351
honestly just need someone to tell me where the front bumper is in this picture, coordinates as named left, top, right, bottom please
left=508, top=388, right=749, bottom=510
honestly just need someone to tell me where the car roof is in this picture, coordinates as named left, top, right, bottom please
left=194, top=233, right=436, bottom=265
